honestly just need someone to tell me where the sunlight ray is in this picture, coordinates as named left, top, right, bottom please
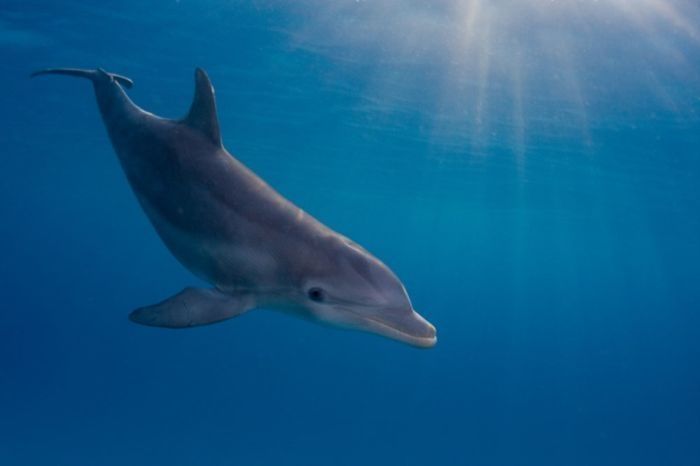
left=510, top=52, right=526, bottom=166
left=473, top=25, right=492, bottom=154
left=645, top=0, right=700, bottom=43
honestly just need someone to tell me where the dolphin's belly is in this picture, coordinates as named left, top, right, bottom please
left=137, top=190, right=286, bottom=291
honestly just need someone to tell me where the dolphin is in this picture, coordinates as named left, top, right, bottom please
left=31, top=67, right=437, bottom=348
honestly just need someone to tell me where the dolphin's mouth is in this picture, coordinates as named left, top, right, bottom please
left=361, top=313, right=437, bottom=348
left=339, top=307, right=437, bottom=348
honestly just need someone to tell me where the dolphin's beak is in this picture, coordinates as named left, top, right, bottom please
left=368, top=309, right=437, bottom=348
left=340, top=307, right=437, bottom=348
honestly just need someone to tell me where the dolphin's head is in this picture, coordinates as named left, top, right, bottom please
left=295, top=235, right=437, bottom=348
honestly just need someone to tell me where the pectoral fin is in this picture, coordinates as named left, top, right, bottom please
left=129, top=287, right=253, bottom=328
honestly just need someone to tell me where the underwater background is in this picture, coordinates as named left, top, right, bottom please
left=1, top=1, right=699, bottom=465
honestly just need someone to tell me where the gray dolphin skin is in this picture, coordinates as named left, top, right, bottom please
left=32, top=67, right=437, bottom=348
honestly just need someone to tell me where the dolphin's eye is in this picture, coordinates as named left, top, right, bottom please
left=307, top=287, right=325, bottom=302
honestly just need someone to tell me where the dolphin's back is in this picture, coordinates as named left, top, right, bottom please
left=106, top=93, right=318, bottom=291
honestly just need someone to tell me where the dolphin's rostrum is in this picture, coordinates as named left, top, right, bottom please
left=32, top=67, right=437, bottom=348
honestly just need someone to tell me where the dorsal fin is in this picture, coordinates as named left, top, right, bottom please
left=183, top=68, right=221, bottom=146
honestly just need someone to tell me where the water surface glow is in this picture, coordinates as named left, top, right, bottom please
left=285, top=0, right=700, bottom=155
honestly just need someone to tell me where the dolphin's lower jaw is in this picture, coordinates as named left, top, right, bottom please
left=326, top=308, right=437, bottom=348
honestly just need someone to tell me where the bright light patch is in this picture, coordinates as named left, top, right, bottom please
left=286, top=0, right=700, bottom=155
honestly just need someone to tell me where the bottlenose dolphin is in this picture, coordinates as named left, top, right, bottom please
left=32, top=67, right=437, bottom=348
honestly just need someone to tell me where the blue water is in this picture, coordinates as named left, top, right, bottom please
left=2, top=1, right=700, bottom=465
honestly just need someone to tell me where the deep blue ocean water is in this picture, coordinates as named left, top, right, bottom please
left=2, top=1, right=700, bottom=465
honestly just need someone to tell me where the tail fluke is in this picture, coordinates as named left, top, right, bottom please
left=30, top=68, right=134, bottom=89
